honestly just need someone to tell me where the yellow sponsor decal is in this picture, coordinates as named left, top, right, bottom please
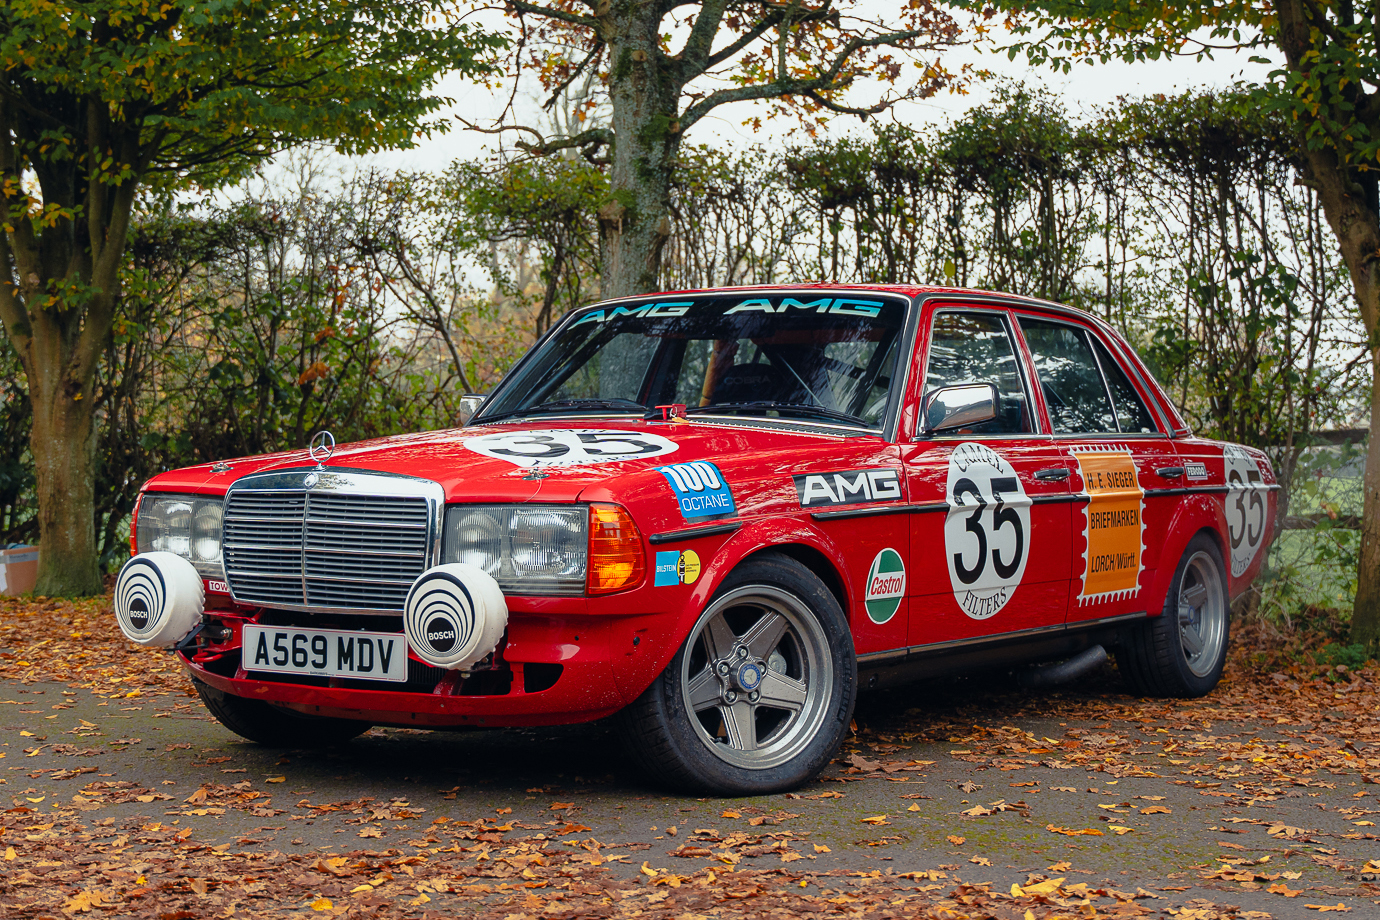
left=1075, top=450, right=1144, bottom=603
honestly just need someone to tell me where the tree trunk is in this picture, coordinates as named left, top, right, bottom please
left=597, top=2, right=681, bottom=298
left=28, top=364, right=102, bottom=597
left=1296, top=145, right=1380, bottom=647
left=1354, top=348, right=1380, bottom=648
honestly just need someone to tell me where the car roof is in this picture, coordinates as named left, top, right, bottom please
left=582, top=283, right=1103, bottom=326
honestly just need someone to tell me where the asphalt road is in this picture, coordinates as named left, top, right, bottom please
left=2, top=666, right=1377, bottom=918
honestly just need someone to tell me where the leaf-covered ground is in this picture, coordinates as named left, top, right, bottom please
left=0, top=594, right=1377, bottom=919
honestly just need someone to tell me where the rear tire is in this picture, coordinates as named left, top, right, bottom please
left=1117, top=533, right=1229, bottom=697
left=194, top=679, right=371, bottom=747
left=620, top=553, right=855, bottom=796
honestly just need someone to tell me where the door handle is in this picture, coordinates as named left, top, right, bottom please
left=1155, top=466, right=1186, bottom=479
left=1035, top=467, right=1070, bottom=481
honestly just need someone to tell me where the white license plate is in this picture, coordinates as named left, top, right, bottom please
left=242, top=626, right=408, bottom=683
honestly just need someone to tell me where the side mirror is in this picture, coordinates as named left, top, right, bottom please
left=923, top=383, right=998, bottom=434
left=457, top=394, right=487, bottom=426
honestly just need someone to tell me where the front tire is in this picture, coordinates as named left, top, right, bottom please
left=1117, top=533, right=1229, bottom=697
left=621, top=553, right=855, bottom=795
left=194, top=679, right=371, bottom=747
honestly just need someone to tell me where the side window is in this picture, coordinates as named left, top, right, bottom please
left=923, top=312, right=1032, bottom=434
left=1018, top=318, right=1117, bottom=434
left=1089, top=336, right=1158, bottom=433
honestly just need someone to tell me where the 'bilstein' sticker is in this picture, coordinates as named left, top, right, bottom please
left=1224, top=445, right=1268, bottom=577
left=944, top=443, right=1030, bottom=620
left=1074, top=449, right=1145, bottom=604
left=864, top=548, right=905, bottom=624
left=464, top=429, right=678, bottom=468
left=654, top=549, right=701, bottom=586
left=657, top=461, right=736, bottom=520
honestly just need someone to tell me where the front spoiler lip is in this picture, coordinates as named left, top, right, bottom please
left=184, top=657, right=623, bottom=728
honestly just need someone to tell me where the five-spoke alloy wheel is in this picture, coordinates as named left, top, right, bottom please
left=622, top=553, right=855, bottom=795
left=1118, top=533, right=1230, bottom=697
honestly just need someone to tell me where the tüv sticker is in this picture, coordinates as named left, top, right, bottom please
left=657, top=461, right=736, bottom=521
left=464, top=429, right=678, bottom=468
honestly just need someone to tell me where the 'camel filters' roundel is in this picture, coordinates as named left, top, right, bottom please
left=403, top=564, right=508, bottom=669
left=114, top=552, right=205, bottom=647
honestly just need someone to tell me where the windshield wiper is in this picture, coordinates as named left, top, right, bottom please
left=686, top=401, right=869, bottom=428
left=479, top=397, right=645, bottom=424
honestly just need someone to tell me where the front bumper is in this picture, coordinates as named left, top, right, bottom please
left=182, top=608, right=631, bottom=728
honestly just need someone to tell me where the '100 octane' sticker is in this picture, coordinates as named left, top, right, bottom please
left=464, top=429, right=678, bottom=468
left=657, top=461, right=736, bottom=520
left=944, top=443, right=1031, bottom=620
left=1074, top=449, right=1145, bottom=604
left=1224, top=445, right=1268, bottom=577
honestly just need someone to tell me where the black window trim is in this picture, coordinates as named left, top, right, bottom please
left=918, top=305, right=1044, bottom=440
left=1015, top=312, right=1165, bottom=439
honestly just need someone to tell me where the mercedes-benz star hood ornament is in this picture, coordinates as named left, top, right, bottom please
left=308, top=430, right=336, bottom=471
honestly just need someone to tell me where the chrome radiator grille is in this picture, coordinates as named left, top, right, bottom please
left=223, top=485, right=432, bottom=611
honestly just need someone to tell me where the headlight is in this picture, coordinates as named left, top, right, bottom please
left=135, top=493, right=225, bottom=580
left=442, top=504, right=589, bottom=595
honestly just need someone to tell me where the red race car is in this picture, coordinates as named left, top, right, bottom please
left=115, top=286, right=1276, bottom=794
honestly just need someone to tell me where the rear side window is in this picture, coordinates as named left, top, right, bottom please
left=1018, top=318, right=1117, bottom=434
left=924, top=311, right=1032, bottom=434
left=1089, top=335, right=1157, bottom=433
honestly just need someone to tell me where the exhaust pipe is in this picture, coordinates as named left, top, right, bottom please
left=1017, top=644, right=1108, bottom=689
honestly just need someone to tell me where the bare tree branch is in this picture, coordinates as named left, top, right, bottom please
left=680, top=27, right=941, bottom=131
left=507, top=0, right=598, bottom=29
left=542, top=40, right=605, bottom=111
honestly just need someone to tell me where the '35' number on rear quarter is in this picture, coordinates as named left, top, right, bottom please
left=944, top=443, right=1031, bottom=620
left=1223, top=445, right=1267, bottom=577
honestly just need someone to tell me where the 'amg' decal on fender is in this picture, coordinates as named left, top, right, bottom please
left=794, top=469, right=901, bottom=507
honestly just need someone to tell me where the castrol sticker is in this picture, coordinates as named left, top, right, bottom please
left=864, top=548, right=906, bottom=624
left=1074, top=449, right=1145, bottom=604
left=1224, top=445, right=1268, bottom=577
left=944, top=443, right=1030, bottom=620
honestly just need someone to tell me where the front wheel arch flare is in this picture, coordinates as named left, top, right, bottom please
left=746, top=543, right=849, bottom=623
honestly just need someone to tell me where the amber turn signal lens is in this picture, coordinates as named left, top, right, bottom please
left=587, top=503, right=645, bottom=594
left=129, top=494, right=142, bottom=557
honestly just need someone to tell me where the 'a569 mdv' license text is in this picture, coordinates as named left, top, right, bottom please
left=241, top=626, right=408, bottom=682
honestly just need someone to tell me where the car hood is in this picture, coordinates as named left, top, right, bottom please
left=143, top=418, right=892, bottom=510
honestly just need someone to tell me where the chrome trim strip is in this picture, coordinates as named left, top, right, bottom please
left=222, top=466, right=444, bottom=616
left=857, top=610, right=1151, bottom=666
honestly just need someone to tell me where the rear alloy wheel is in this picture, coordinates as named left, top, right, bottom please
left=622, top=553, right=855, bottom=795
left=194, top=679, right=371, bottom=748
left=1117, top=534, right=1229, bottom=697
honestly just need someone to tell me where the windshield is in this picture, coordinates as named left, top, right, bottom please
left=479, top=292, right=910, bottom=429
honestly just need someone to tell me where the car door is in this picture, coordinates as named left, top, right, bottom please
left=1014, top=312, right=1182, bottom=627
left=900, top=306, right=1073, bottom=646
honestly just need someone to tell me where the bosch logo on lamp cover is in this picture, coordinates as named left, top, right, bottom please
left=657, top=461, right=736, bottom=520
